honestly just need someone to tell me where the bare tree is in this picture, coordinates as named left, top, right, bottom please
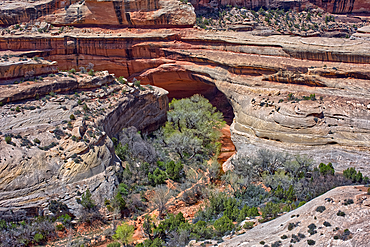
left=152, top=185, right=172, bottom=218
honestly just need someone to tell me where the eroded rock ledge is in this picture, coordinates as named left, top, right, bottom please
left=0, top=71, right=168, bottom=219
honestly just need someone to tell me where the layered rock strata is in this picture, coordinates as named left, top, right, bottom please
left=1, top=29, right=370, bottom=175
left=42, top=0, right=196, bottom=27
left=0, top=71, right=168, bottom=219
left=0, top=0, right=79, bottom=26
left=0, top=56, right=57, bottom=81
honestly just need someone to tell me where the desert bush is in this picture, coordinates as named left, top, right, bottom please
left=148, top=168, right=167, bottom=186
left=182, top=184, right=203, bottom=206
left=343, top=167, right=368, bottom=183
left=107, top=242, right=121, bottom=247
left=152, top=185, right=172, bottom=217
left=315, top=206, right=326, bottom=213
left=214, top=215, right=234, bottom=235
left=307, top=239, right=316, bottom=245
left=113, top=222, right=134, bottom=246
left=159, top=94, right=225, bottom=162
left=49, top=200, right=69, bottom=216
left=308, top=223, right=317, bottom=235
left=323, top=221, right=331, bottom=227
left=165, top=160, right=184, bottom=181
left=317, top=162, right=334, bottom=176
left=77, top=188, right=96, bottom=210
left=243, top=221, right=254, bottom=229
left=5, top=136, right=11, bottom=144
left=337, top=210, right=345, bottom=217
left=261, top=202, right=280, bottom=220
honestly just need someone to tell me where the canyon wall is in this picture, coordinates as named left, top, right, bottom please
left=1, top=0, right=195, bottom=27
left=0, top=72, right=168, bottom=219
left=3, top=29, right=369, bottom=175
left=0, top=58, right=57, bottom=81
left=0, top=0, right=79, bottom=26
left=310, top=0, right=370, bottom=13
left=1, top=29, right=370, bottom=175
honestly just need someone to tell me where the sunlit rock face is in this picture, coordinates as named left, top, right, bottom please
left=2, top=29, right=370, bottom=175
left=42, top=0, right=196, bottom=27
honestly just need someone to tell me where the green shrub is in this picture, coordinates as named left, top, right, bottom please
left=261, top=202, right=280, bottom=220
left=118, top=183, right=129, bottom=196
left=113, top=222, right=135, bottom=246
left=281, top=234, right=288, bottom=239
left=107, top=242, right=121, bottom=247
left=148, top=168, right=167, bottom=186
left=113, top=192, right=126, bottom=212
left=343, top=167, right=364, bottom=183
left=88, top=69, right=95, bottom=76
left=76, top=188, right=96, bottom=210
left=161, top=95, right=225, bottom=162
left=56, top=224, right=65, bottom=231
left=214, top=215, right=234, bottom=235
left=69, top=114, right=75, bottom=120
left=33, top=233, right=44, bottom=243
left=298, top=201, right=306, bottom=207
left=57, top=214, right=72, bottom=226
left=115, top=143, right=129, bottom=161
left=5, top=136, right=11, bottom=144
left=319, top=163, right=334, bottom=176
left=165, top=160, right=183, bottom=181
left=243, top=221, right=254, bottom=229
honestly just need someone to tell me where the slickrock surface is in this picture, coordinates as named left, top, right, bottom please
left=0, top=71, right=168, bottom=219
left=1, top=29, right=370, bottom=174
left=219, top=185, right=370, bottom=246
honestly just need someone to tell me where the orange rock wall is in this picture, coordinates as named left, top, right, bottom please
left=310, top=0, right=370, bottom=13
left=0, top=0, right=79, bottom=26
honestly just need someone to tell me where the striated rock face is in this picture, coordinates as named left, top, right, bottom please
left=0, top=71, right=168, bottom=219
left=0, top=0, right=79, bottom=26
left=0, top=57, right=57, bottom=81
left=42, top=0, right=196, bottom=27
left=309, top=0, right=370, bottom=13
left=219, top=185, right=370, bottom=246
left=1, top=29, right=370, bottom=175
